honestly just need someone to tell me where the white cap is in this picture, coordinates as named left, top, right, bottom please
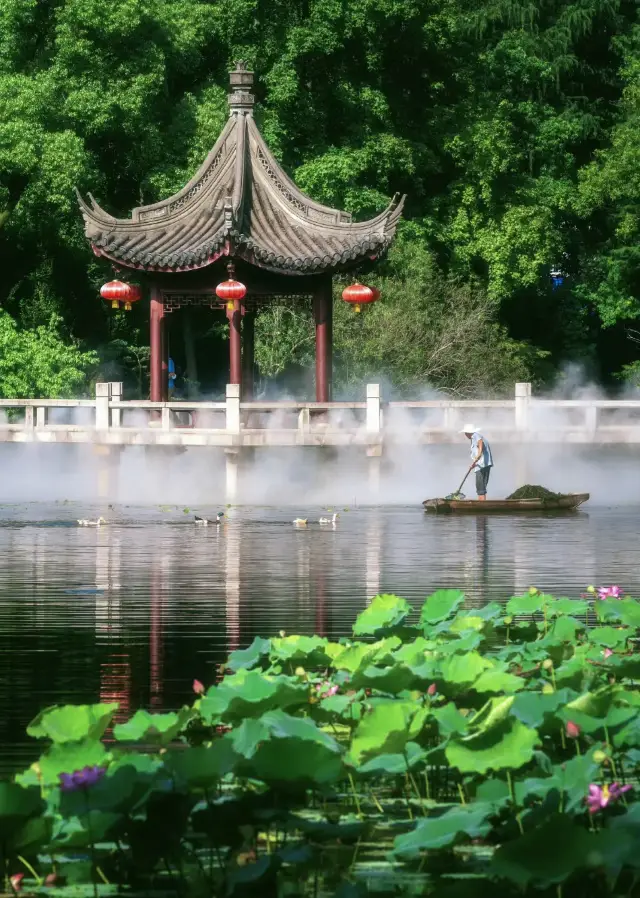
left=459, top=424, right=479, bottom=434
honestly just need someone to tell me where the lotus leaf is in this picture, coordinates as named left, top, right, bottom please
left=36, top=738, right=109, bottom=787
left=270, top=634, right=332, bottom=668
left=199, top=670, right=308, bottom=723
left=50, top=810, right=122, bottom=849
left=420, top=589, right=465, bottom=625
left=549, top=753, right=599, bottom=812
left=0, top=783, right=46, bottom=853
left=227, top=636, right=272, bottom=671
left=289, top=812, right=369, bottom=842
left=349, top=701, right=428, bottom=766
left=547, top=597, right=589, bottom=616
left=446, top=716, right=538, bottom=773
left=333, top=639, right=399, bottom=674
left=598, top=598, right=640, bottom=627
left=353, top=594, right=411, bottom=636
left=587, top=625, right=632, bottom=648
left=505, top=592, right=545, bottom=615
left=448, top=614, right=486, bottom=634
left=432, top=703, right=470, bottom=736
left=473, top=669, right=524, bottom=694
left=511, top=688, right=577, bottom=728
left=393, top=637, right=431, bottom=665
left=27, top=702, right=118, bottom=743
left=165, top=740, right=238, bottom=788
left=350, top=662, right=415, bottom=694
left=392, top=802, right=493, bottom=858
left=490, top=813, right=597, bottom=887
left=439, top=652, right=492, bottom=686
left=113, top=707, right=194, bottom=744
left=356, top=741, right=427, bottom=775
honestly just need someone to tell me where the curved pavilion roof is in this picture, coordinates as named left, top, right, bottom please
left=77, top=64, right=405, bottom=276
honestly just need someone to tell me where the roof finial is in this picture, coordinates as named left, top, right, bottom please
left=228, top=61, right=254, bottom=115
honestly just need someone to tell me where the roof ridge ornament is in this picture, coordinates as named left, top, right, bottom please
left=228, top=61, right=254, bottom=115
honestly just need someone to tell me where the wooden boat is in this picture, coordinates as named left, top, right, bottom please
left=423, top=493, right=589, bottom=514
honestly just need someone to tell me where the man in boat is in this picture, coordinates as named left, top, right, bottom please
left=460, top=424, right=493, bottom=501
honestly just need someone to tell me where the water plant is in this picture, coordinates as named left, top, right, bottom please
left=6, top=586, right=640, bottom=896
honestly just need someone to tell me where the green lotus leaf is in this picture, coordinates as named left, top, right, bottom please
left=270, top=634, right=332, bottom=668
left=392, top=637, right=431, bottom=665
left=597, top=598, right=640, bottom=628
left=227, top=636, right=271, bottom=671
left=446, top=716, right=538, bottom=774
left=432, top=703, right=470, bottom=736
left=550, top=753, right=599, bottom=812
left=356, top=741, right=427, bottom=775
left=587, top=626, right=632, bottom=649
left=113, top=707, right=194, bottom=744
left=511, top=688, right=577, bottom=728
left=351, top=663, right=415, bottom=694
left=448, top=615, right=486, bottom=634
left=49, top=811, right=122, bottom=849
left=491, top=813, right=596, bottom=887
left=199, top=670, right=308, bottom=724
left=165, top=740, right=238, bottom=788
left=349, top=702, right=429, bottom=766
left=420, top=589, right=465, bottom=625
left=27, top=703, right=118, bottom=744
left=547, top=597, right=589, bottom=616
left=353, top=594, right=411, bottom=636
left=240, top=711, right=344, bottom=784
left=473, top=669, right=524, bottom=694
left=0, top=783, right=46, bottom=849
left=505, top=592, right=545, bottom=615
left=60, top=752, right=163, bottom=816
left=439, top=652, right=492, bottom=685
left=393, top=802, right=493, bottom=858
left=35, top=739, right=109, bottom=787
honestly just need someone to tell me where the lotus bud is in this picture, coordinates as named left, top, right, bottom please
left=503, top=616, right=513, bottom=625
left=427, top=683, right=437, bottom=696
left=542, top=683, right=555, bottom=694
left=192, top=679, right=205, bottom=695
left=528, top=586, right=539, bottom=595
left=587, top=585, right=596, bottom=594
left=593, top=750, right=608, bottom=764
left=295, top=666, right=306, bottom=677
left=542, top=659, right=554, bottom=670
left=566, top=721, right=581, bottom=739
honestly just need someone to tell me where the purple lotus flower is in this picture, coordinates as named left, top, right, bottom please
left=587, top=782, right=631, bottom=814
left=59, top=765, right=107, bottom=793
left=597, top=586, right=623, bottom=600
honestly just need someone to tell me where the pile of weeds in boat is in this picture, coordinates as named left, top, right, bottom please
left=8, top=587, right=640, bottom=897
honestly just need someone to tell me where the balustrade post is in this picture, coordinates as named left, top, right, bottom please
left=24, top=407, right=34, bottom=430
left=366, top=384, right=381, bottom=434
left=585, top=405, right=598, bottom=435
left=161, top=406, right=172, bottom=431
left=36, top=407, right=47, bottom=429
left=110, top=382, right=123, bottom=428
left=298, top=408, right=310, bottom=435
left=95, top=383, right=110, bottom=430
left=226, top=383, right=241, bottom=434
left=515, top=382, right=531, bottom=433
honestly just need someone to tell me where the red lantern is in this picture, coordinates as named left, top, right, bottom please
left=342, top=282, right=379, bottom=313
left=100, top=280, right=141, bottom=311
left=216, top=278, right=247, bottom=310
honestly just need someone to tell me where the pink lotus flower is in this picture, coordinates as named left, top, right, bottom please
left=587, top=782, right=631, bottom=813
left=427, top=683, right=437, bottom=696
left=566, top=721, right=581, bottom=739
left=316, top=682, right=339, bottom=699
left=10, top=873, right=24, bottom=892
left=597, top=586, right=623, bottom=600
left=192, top=679, right=205, bottom=695
left=602, top=648, right=613, bottom=659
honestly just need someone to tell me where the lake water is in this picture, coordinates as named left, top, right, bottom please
left=1, top=501, right=639, bottom=772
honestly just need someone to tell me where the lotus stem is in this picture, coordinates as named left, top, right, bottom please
left=347, top=772, right=363, bottom=818
left=457, top=783, right=466, bottom=805
left=17, top=856, right=42, bottom=886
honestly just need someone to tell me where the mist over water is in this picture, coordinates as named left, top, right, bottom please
left=0, top=440, right=639, bottom=505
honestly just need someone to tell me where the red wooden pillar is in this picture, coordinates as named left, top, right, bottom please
left=161, top=313, right=169, bottom=402
left=150, top=285, right=164, bottom=402
left=242, top=310, right=255, bottom=400
left=313, top=278, right=333, bottom=401
left=227, top=300, right=242, bottom=389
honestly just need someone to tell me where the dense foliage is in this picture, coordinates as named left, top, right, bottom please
left=8, top=587, right=640, bottom=896
left=1, top=0, right=640, bottom=395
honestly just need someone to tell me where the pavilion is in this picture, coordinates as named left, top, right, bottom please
left=77, top=63, right=404, bottom=401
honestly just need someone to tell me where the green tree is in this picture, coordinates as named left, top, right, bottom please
left=0, top=311, right=97, bottom=398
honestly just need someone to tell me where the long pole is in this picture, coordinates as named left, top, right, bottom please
left=228, top=300, right=242, bottom=389
left=242, top=311, right=255, bottom=400
left=313, top=278, right=333, bottom=402
left=150, top=285, right=164, bottom=402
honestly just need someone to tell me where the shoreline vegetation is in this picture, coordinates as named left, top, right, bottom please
left=6, top=587, right=640, bottom=896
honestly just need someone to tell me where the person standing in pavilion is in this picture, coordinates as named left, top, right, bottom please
left=460, top=424, right=493, bottom=501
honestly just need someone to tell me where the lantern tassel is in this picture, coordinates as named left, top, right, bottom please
left=124, top=302, right=132, bottom=311
left=111, top=300, right=119, bottom=309
left=354, top=304, right=361, bottom=313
